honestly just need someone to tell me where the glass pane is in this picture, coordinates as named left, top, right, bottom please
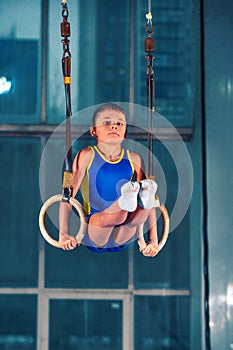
left=0, top=0, right=40, bottom=123
left=134, top=140, right=191, bottom=289
left=0, top=295, right=37, bottom=350
left=134, top=296, right=190, bottom=350
left=0, top=138, right=40, bottom=286
left=78, top=0, right=130, bottom=110
left=45, top=245, right=129, bottom=289
left=134, top=214, right=190, bottom=289
left=47, top=0, right=130, bottom=123
left=50, top=299, right=122, bottom=350
left=135, top=0, right=194, bottom=126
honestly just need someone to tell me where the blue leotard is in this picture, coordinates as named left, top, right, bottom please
left=81, top=145, right=134, bottom=218
left=80, top=145, right=134, bottom=253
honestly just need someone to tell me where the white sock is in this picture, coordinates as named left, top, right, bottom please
left=139, top=179, right=158, bottom=209
left=118, top=181, right=140, bottom=212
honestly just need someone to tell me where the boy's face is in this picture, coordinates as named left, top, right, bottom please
left=90, top=109, right=127, bottom=144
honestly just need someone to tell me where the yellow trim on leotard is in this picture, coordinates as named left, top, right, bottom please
left=81, top=147, right=135, bottom=215
left=93, top=145, right=124, bottom=164
left=87, top=146, right=95, bottom=170
left=126, top=149, right=135, bottom=178
left=81, top=147, right=95, bottom=215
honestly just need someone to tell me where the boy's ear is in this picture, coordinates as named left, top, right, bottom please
left=90, top=127, right=97, bottom=137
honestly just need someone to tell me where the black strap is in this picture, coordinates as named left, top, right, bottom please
left=145, top=23, right=155, bottom=178
left=61, top=2, right=73, bottom=201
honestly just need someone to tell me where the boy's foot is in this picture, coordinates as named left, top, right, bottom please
left=139, top=179, right=158, bottom=209
left=118, top=181, right=140, bottom=212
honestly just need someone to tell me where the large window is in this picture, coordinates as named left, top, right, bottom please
left=0, top=1, right=200, bottom=349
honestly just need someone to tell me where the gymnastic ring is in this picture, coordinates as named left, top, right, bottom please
left=39, top=194, right=87, bottom=248
left=157, top=203, right=170, bottom=251
left=137, top=203, right=170, bottom=254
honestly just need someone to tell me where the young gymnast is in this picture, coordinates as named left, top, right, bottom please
left=59, top=103, right=159, bottom=257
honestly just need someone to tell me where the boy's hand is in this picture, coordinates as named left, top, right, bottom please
left=59, top=234, right=78, bottom=250
left=141, top=241, right=159, bottom=257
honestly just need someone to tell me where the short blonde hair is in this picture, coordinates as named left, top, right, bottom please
left=92, top=103, right=127, bottom=127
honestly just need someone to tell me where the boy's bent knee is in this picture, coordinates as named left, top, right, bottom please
left=101, top=211, right=128, bottom=227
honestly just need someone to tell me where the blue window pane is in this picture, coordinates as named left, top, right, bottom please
left=50, top=300, right=122, bottom=350
left=135, top=296, right=190, bottom=350
left=45, top=245, right=129, bottom=289
left=0, top=40, right=38, bottom=121
left=0, top=1, right=41, bottom=123
left=135, top=0, right=194, bottom=126
left=47, top=0, right=79, bottom=124
left=47, top=0, right=130, bottom=123
left=0, top=138, right=40, bottom=286
left=134, top=213, right=190, bottom=289
left=0, top=1, right=40, bottom=39
left=78, top=0, right=130, bottom=110
left=0, top=295, right=37, bottom=350
left=134, top=140, right=190, bottom=289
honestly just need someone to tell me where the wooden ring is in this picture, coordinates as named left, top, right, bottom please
left=39, top=194, right=86, bottom=248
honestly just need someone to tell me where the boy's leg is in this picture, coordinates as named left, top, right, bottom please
left=88, top=206, right=151, bottom=248
left=87, top=179, right=157, bottom=248
left=113, top=207, right=151, bottom=246
left=87, top=209, right=128, bottom=247
left=87, top=181, right=140, bottom=247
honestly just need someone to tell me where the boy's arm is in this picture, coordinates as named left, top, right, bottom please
left=141, top=208, right=159, bottom=257
left=130, top=152, right=159, bottom=257
left=130, top=152, right=147, bottom=181
left=59, top=201, right=75, bottom=249
left=59, top=148, right=92, bottom=250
